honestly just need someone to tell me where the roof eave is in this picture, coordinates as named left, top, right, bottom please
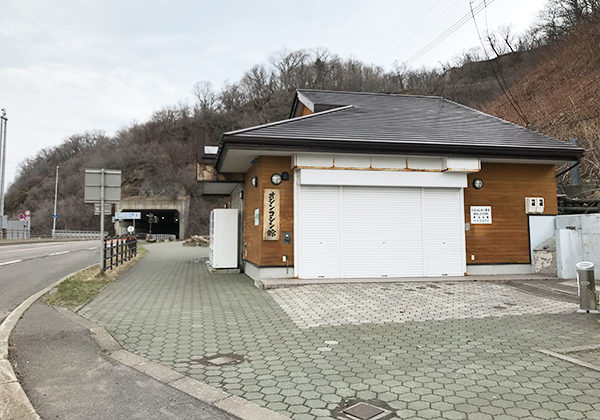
left=216, top=135, right=584, bottom=171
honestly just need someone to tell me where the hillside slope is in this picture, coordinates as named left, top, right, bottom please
left=480, top=21, right=600, bottom=183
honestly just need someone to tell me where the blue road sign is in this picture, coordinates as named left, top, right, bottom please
left=52, top=214, right=58, bottom=218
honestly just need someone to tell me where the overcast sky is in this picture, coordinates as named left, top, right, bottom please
left=0, top=0, right=546, bottom=188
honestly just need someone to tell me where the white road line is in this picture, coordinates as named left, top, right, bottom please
left=48, top=251, right=70, bottom=256
left=1, top=243, right=74, bottom=253
left=0, top=259, right=23, bottom=266
left=88, top=247, right=97, bottom=250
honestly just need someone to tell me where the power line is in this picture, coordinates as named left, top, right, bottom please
left=373, top=0, right=459, bottom=64
left=481, top=1, right=529, bottom=125
left=468, top=0, right=530, bottom=126
left=369, top=0, right=493, bottom=92
left=403, top=0, right=495, bottom=67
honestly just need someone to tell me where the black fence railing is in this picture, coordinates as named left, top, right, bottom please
left=103, top=235, right=137, bottom=271
left=558, top=196, right=600, bottom=214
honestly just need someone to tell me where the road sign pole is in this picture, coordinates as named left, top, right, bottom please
left=0, top=110, right=8, bottom=220
left=100, top=168, right=105, bottom=272
left=52, top=165, right=59, bottom=236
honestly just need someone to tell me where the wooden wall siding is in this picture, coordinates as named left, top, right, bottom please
left=243, top=162, right=261, bottom=265
left=243, top=156, right=294, bottom=267
left=464, top=162, right=558, bottom=264
left=300, top=105, right=313, bottom=116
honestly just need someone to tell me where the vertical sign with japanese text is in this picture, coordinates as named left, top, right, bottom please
left=263, top=189, right=280, bottom=240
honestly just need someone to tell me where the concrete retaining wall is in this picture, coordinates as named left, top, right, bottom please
left=556, top=214, right=600, bottom=279
left=116, top=195, right=190, bottom=239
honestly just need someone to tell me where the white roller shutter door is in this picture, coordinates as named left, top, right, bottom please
left=297, top=185, right=465, bottom=279
left=422, top=188, right=465, bottom=276
left=296, top=186, right=342, bottom=278
left=341, top=187, right=424, bottom=277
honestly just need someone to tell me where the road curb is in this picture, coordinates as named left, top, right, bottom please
left=61, top=308, right=290, bottom=420
left=0, top=264, right=96, bottom=420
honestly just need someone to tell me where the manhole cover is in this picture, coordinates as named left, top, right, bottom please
left=332, top=399, right=393, bottom=420
left=344, top=403, right=384, bottom=419
left=190, top=353, right=245, bottom=366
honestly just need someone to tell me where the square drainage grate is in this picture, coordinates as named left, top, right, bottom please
left=343, top=402, right=388, bottom=420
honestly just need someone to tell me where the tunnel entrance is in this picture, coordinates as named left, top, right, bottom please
left=122, top=209, right=180, bottom=239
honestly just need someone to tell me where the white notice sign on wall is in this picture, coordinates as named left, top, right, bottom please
left=470, top=206, right=492, bottom=224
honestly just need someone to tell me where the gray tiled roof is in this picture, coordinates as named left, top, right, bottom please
left=222, top=89, right=583, bottom=160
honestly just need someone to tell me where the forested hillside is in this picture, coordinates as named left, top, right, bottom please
left=6, top=0, right=599, bottom=235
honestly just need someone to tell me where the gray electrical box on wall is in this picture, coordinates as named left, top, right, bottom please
left=283, top=231, right=292, bottom=244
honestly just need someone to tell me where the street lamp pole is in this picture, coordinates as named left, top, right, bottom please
left=0, top=109, right=7, bottom=221
left=52, top=165, right=59, bottom=236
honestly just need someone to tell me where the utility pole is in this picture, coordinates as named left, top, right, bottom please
left=570, top=138, right=580, bottom=185
left=0, top=109, right=7, bottom=221
left=100, top=168, right=105, bottom=271
left=52, top=165, right=59, bottom=236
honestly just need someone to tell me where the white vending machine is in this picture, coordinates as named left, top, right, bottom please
left=209, top=209, right=238, bottom=269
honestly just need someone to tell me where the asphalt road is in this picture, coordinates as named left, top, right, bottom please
left=12, top=301, right=234, bottom=420
left=0, top=240, right=99, bottom=323
left=3, top=240, right=234, bottom=419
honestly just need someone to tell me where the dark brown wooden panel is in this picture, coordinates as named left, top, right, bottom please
left=243, top=156, right=294, bottom=267
left=464, top=162, right=558, bottom=264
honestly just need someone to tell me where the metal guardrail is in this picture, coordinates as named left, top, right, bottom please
left=145, top=234, right=176, bottom=242
left=103, top=235, right=137, bottom=271
left=0, top=229, right=32, bottom=239
left=53, top=230, right=104, bottom=239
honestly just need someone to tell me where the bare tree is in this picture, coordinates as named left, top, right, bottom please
left=534, top=0, right=600, bottom=41
left=496, top=25, right=517, bottom=53
left=193, top=81, right=218, bottom=113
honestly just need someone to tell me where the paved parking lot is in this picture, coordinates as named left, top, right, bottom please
left=269, top=281, right=575, bottom=329
left=80, top=243, right=600, bottom=420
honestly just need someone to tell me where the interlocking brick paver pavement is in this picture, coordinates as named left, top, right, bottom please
left=80, top=243, right=600, bottom=420
left=268, top=282, right=576, bottom=328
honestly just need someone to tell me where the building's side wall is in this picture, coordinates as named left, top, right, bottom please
left=243, top=162, right=261, bottom=265
left=243, top=156, right=294, bottom=267
left=230, top=184, right=244, bottom=267
left=464, top=162, right=558, bottom=264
